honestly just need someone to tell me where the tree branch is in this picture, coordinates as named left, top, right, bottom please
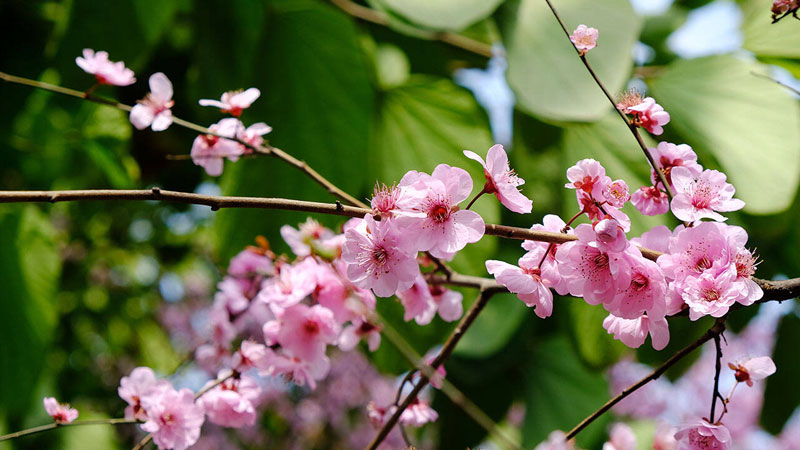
left=0, top=418, right=138, bottom=442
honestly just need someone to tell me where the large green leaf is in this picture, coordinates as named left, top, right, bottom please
left=648, top=55, right=800, bottom=214
left=502, top=0, right=642, bottom=121
left=741, top=0, right=800, bottom=59
left=455, top=293, right=527, bottom=358
left=214, top=0, right=375, bottom=260
left=0, top=207, right=61, bottom=414
left=373, top=0, right=504, bottom=31
left=564, top=298, right=628, bottom=369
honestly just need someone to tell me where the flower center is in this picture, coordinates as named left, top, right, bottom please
left=429, top=204, right=450, bottom=223
left=701, top=288, right=720, bottom=302
left=631, top=273, right=649, bottom=291
left=304, top=320, right=320, bottom=335
left=593, top=253, right=609, bottom=268
left=694, top=256, right=712, bottom=272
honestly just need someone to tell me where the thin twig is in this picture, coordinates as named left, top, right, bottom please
left=0, top=418, right=138, bottom=442
left=709, top=334, right=724, bottom=423
left=564, top=318, right=727, bottom=440
left=751, top=71, right=800, bottom=96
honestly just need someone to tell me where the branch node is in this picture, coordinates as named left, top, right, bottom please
left=151, top=186, right=161, bottom=195
left=335, top=200, right=344, bottom=212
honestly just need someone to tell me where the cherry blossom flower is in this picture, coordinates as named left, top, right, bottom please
left=140, top=387, right=205, bottom=450
left=43, top=397, right=78, bottom=424
left=257, top=259, right=318, bottom=311
left=603, top=423, right=637, bottom=450
left=649, top=142, right=703, bottom=188
left=341, top=215, right=420, bottom=297
left=236, top=122, right=271, bottom=151
left=397, top=274, right=437, bottom=325
left=607, top=249, right=667, bottom=319
left=569, top=24, right=598, bottom=55
left=682, top=266, right=741, bottom=320
left=280, top=218, right=337, bottom=258
left=673, top=419, right=732, bottom=450
left=732, top=248, right=763, bottom=305
left=523, top=214, right=571, bottom=295
left=429, top=284, right=463, bottom=322
left=265, top=350, right=330, bottom=390
left=199, top=88, right=261, bottom=116
left=262, top=303, right=340, bottom=363
left=118, top=367, right=171, bottom=420
left=486, top=249, right=554, bottom=318
left=654, top=422, right=678, bottom=450
left=313, top=259, right=376, bottom=323
left=75, top=49, right=135, bottom=86
left=371, top=183, right=401, bottom=218
left=565, top=159, right=611, bottom=200
left=632, top=185, right=670, bottom=216
left=232, top=340, right=271, bottom=372
left=367, top=401, right=396, bottom=427
left=396, top=164, right=485, bottom=257
left=399, top=398, right=438, bottom=427
left=190, top=118, right=244, bottom=176
left=534, top=430, right=574, bottom=450
left=603, top=313, right=670, bottom=350
left=463, top=144, right=532, bottom=214
left=728, top=356, right=776, bottom=387
left=339, top=318, right=381, bottom=352
left=594, top=218, right=628, bottom=253
left=130, top=73, right=174, bottom=131
left=198, top=372, right=261, bottom=428
left=670, top=167, right=745, bottom=223
left=627, top=97, right=670, bottom=135
left=602, top=180, right=630, bottom=208
left=228, top=247, right=273, bottom=280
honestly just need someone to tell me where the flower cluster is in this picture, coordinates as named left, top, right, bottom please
left=617, top=90, right=670, bottom=135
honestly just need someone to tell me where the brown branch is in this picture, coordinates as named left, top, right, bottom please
left=328, top=0, right=493, bottom=58
left=709, top=333, right=724, bottom=423
left=0, top=418, right=138, bottom=442
left=565, top=317, right=727, bottom=440
left=541, top=0, right=674, bottom=201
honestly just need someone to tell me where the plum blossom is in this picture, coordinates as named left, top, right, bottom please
left=682, top=266, right=741, bottom=320
left=654, top=422, right=678, bottom=450
left=118, top=367, right=171, bottom=420
left=198, top=373, right=261, bottom=428
left=569, top=24, right=598, bottom=55
left=429, top=284, right=463, bottom=322
left=565, top=158, right=611, bottom=200
left=342, top=215, right=420, bottom=297
left=43, top=397, right=78, bottom=424
left=199, top=88, right=261, bottom=116
left=399, top=399, right=438, bottom=427
left=140, top=387, right=205, bottom=450
left=190, top=118, right=244, bottom=176
left=236, top=122, right=271, bottom=151
left=523, top=214, right=571, bottom=295
left=75, top=49, right=135, bottom=86
left=486, top=249, right=554, bottom=318
left=371, top=183, right=401, bottom=218
left=257, top=259, right=318, bottom=311
left=130, top=73, right=174, bottom=131
left=603, top=313, right=670, bottom=350
left=534, top=430, right=574, bottom=450
left=281, top=218, right=337, bottom=258
left=728, top=356, right=776, bottom=387
left=232, top=340, right=271, bottom=372
left=338, top=318, right=381, bottom=352
left=603, top=423, right=636, bottom=450
left=594, top=218, right=628, bottom=253
left=602, top=180, right=630, bottom=208
left=262, top=303, right=340, bottom=363
left=463, top=144, right=532, bottom=213
left=673, top=419, right=731, bottom=450
left=670, top=167, right=745, bottom=223
left=397, top=275, right=437, bottom=325
left=627, top=97, right=670, bottom=135
left=650, top=142, right=703, bottom=188
left=607, top=249, right=667, bottom=319
left=632, top=185, right=670, bottom=216
left=265, top=350, right=330, bottom=390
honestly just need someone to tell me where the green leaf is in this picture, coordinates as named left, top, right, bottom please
left=762, top=313, right=800, bottom=434
left=647, top=55, right=800, bottom=214
left=741, top=0, right=800, bottom=59
left=455, top=293, right=528, bottom=358
left=372, top=0, right=504, bottom=31
left=502, top=0, right=642, bottom=122
left=0, top=207, right=62, bottom=414
left=565, top=298, right=628, bottom=369
left=133, top=0, right=188, bottom=46
left=523, top=337, right=610, bottom=448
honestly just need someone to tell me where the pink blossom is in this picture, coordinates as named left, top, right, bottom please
left=565, top=159, right=611, bottom=200
left=630, top=225, right=673, bottom=254
left=397, top=274, right=437, bottom=325
left=130, top=73, right=174, bottom=131
left=607, top=249, right=667, bottom=319
left=728, top=356, right=776, bottom=387
left=671, top=167, right=744, bottom=223
left=627, top=97, right=670, bottom=135
left=534, top=430, right=574, bottom=450
left=523, top=214, right=570, bottom=295
left=140, top=387, right=205, bottom=450
left=257, top=259, right=318, bottom=311
left=603, top=423, right=636, bottom=450
left=395, top=164, right=485, bottom=257
left=732, top=249, right=762, bottom=305
left=602, top=180, right=630, bottom=208
left=265, top=350, right=330, bottom=389
left=673, top=419, right=731, bottom=450
left=650, top=142, right=703, bottom=188
left=118, top=367, right=171, bottom=420
left=214, top=277, right=250, bottom=315
left=654, top=422, right=678, bottom=450
left=399, top=399, right=438, bottom=427
left=43, top=397, right=78, bottom=424
left=198, top=373, right=261, bottom=428
left=569, top=24, right=598, bottom=55
left=603, top=313, right=670, bottom=350
left=199, top=88, right=261, bottom=117
left=190, top=118, right=244, bottom=176
left=631, top=185, right=670, bottom=216
left=75, top=49, right=135, bottom=86
left=228, top=247, right=273, bottom=280
left=366, top=401, right=396, bottom=427
left=682, top=266, right=740, bottom=320
left=429, top=284, right=463, bottom=322
left=280, top=218, right=337, bottom=258
left=371, top=183, right=401, bottom=218
left=341, top=215, right=420, bottom=297
left=231, top=340, right=271, bottom=372
left=463, top=144, right=532, bottom=214
left=486, top=250, right=554, bottom=318
left=338, top=319, right=381, bottom=352
left=314, top=259, right=376, bottom=323
left=262, top=303, right=340, bottom=363
left=594, top=219, right=628, bottom=253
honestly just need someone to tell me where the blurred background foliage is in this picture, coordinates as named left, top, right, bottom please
left=0, top=0, right=798, bottom=448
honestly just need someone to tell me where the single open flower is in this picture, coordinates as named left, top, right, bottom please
left=570, top=24, right=598, bottom=55
left=199, top=88, right=261, bottom=116
left=464, top=144, right=532, bottom=214
left=130, top=72, right=174, bottom=131
left=728, top=356, right=776, bottom=387
left=43, top=397, right=79, bottom=424
left=75, top=49, right=135, bottom=86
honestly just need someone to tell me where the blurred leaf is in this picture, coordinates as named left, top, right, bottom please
left=372, top=0, right=504, bottom=31
left=455, top=293, right=528, bottom=358
left=522, top=337, right=609, bottom=448
left=648, top=55, right=800, bottom=214
left=375, top=44, right=411, bottom=89
left=137, top=321, right=179, bottom=373
left=133, top=0, right=187, bottom=46
left=83, top=107, right=138, bottom=188
left=762, top=313, right=800, bottom=434
left=501, top=0, right=641, bottom=121
left=215, top=0, right=375, bottom=260
left=0, top=207, right=61, bottom=414
left=565, top=298, right=628, bottom=369
left=741, top=0, right=800, bottom=59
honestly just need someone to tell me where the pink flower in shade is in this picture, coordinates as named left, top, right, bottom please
left=228, top=247, right=273, bottom=280
left=396, top=164, right=485, bottom=258
left=565, top=159, right=611, bottom=200
left=732, top=248, right=763, bottom=305
left=199, top=88, right=261, bottom=117
left=649, top=142, right=703, bottom=188
left=631, top=185, right=670, bottom=216
left=397, top=274, right=437, bottom=325
left=603, top=423, right=637, bottom=450
left=341, top=215, right=420, bottom=297
left=486, top=249, right=553, bottom=318
left=198, top=372, right=261, bottom=428
left=602, top=180, right=631, bottom=208
left=654, top=422, right=678, bottom=450
left=682, top=266, right=740, bottom=320
left=630, top=225, right=673, bottom=254
left=75, top=49, right=135, bottom=86
left=523, top=214, right=571, bottom=296
left=236, top=122, right=271, bottom=152
left=728, top=356, right=776, bottom=387
left=265, top=350, right=330, bottom=390
left=231, top=340, right=271, bottom=373
left=371, top=183, right=402, bottom=218
left=534, top=430, right=574, bottom=450
left=313, top=259, right=376, bottom=323
left=118, top=367, right=172, bottom=421
left=366, top=402, right=396, bottom=427
left=463, top=144, right=533, bottom=214
left=130, top=73, right=174, bottom=131
left=280, top=218, right=337, bottom=258
left=399, top=399, right=438, bottom=427
left=429, top=284, right=463, bottom=322
left=673, top=419, right=732, bottom=450
left=190, top=118, right=244, bottom=176
left=214, top=278, right=250, bottom=315
left=607, top=249, right=667, bottom=319
left=256, top=259, right=318, bottom=311
left=43, top=397, right=79, bottom=424
left=338, top=318, right=381, bottom=352
left=262, top=304, right=340, bottom=363
left=603, top=313, right=670, bottom=350
left=140, top=387, right=205, bottom=450
left=627, top=97, right=670, bottom=135
left=670, top=167, right=745, bottom=223
left=569, top=24, right=598, bottom=55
